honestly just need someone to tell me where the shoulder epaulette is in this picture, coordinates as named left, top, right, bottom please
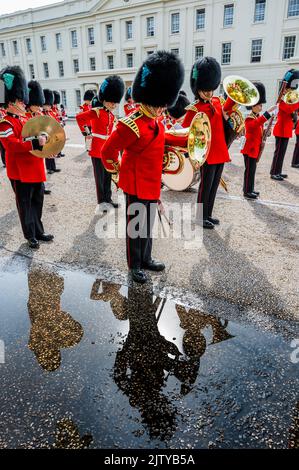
left=247, top=113, right=256, bottom=120
left=185, top=101, right=199, bottom=112
left=0, top=118, right=13, bottom=127
left=91, top=106, right=103, bottom=117
left=119, top=110, right=143, bottom=138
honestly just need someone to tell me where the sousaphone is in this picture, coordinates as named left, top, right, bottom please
left=22, top=115, right=66, bottom=158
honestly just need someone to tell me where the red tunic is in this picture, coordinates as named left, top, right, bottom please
left=101, top=107, right=186, bottom=200
left=80, top=103, right=91, bottom=113
left=182, top=97, right=233, bottom=165
left=273, top=101, right=299, bottom=138
left=0, top=113, right=46, bottom=183
left=124, top=103, right=140, bottom=116
left=295, top=111, right=299, bottom=136
left=241, top=112, right=269, bottom=159
left=76, top=107, right=115, bottom=158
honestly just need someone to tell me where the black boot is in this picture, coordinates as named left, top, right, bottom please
left=208, top=216, right=220, bottom=225
left=270, top=175, right=284, bottom=181
left=142, top=260, right=165, bottom=271
left=203, top=219, right=215, bottom=229
left=28, top=238, right=39, bottom=249
left=244, top=192, right=257, bottom=199
left=37, top=234, right=54, bottom=242
left=131, top=269, right=147, bottom=284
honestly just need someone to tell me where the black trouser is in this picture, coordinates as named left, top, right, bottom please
left=292, top=135, right=299, bottom=166
left=125, top=193, right=157, bottom=269
left=46, top=158, right=56, bottom=171
left=10, top=179, right=44, bottom=240
left=270, top=137, right=289, bottom=175
left=243, top=155, right=257, bottom=194
left=0, top=142, right=5, bottom=166
left=197, top=162, right=224, bottom=220
left=91, top=157, right=112, bottom=203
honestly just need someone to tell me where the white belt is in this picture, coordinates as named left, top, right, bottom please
left=92, top=133, right=108, bottom=139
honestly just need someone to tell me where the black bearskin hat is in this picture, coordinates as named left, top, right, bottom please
left=246, top=82, right=266, bottom=110
left=0, top=66, right=29, bottom=105
left=53, top=90, right=61, bottom=105
left=98, top=75, right=125, bottom=103
left=84, top=89, right=96, bottom=101
left=125, top=86, right=132, bottom=102
left=43, top=89, right=54, bottom=106
left=167, top=91, right=190, bottom=119
left=283, top=69, right=299, bottom=90
left=91, top=96, right=101, bottom=108
left=132, top=50, right=185, bottom=107
left=28, top=80, right=45, bottom=107
left=190, top=57, right=221, bottom=94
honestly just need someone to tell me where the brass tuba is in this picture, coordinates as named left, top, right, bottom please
left=163, top=112, right=211, bottom=174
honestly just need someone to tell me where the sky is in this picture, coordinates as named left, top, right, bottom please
left=0, top=0, right=64, bottom=16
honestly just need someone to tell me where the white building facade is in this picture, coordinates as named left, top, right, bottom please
left=0, top=0, right=298, bottom=116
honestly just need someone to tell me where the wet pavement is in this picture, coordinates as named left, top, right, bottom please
left=0, top=254, right=298, bottom=449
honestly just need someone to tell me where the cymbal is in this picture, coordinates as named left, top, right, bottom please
left=22, top=115, right=66, bottom=158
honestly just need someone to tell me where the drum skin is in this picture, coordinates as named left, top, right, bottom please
left=162, top=157, right=200, bottom=191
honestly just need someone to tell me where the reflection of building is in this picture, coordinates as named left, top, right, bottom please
left=0, top=0, right=298, bottom=115
left=53, top=418, right=93, bottom=449
left=27, top=267, right=83, bottom=371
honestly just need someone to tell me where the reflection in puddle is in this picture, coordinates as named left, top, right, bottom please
left=0, top=257, right=298, bottom=449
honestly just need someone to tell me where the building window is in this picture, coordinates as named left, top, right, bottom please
left=89, top=57, right=96, bottom=71
left=196, top=8, right=205, bottom=30
left=126, top=20, right=133, bottom=39
left=29, top=64, right=35, bottom=80
left=40, top=35, right=47, bottom=52
left=0, top=43, right=5, bottom=57
left=283, top=35, right=296, bottom=59
left=43, top=62, right=49, bottom=78
left=71, top=30, right=78, bottom=48
left=75, top=89, right=81, bottom=107
left=61, top=90, right=67, bottom=107
left=107, top=55, right=114, bottom=69
left=222, top=42, right=232, bottom=64
left=58, top=61, right=64, bottom=77
left=26, top=38, right=32, bottom=54
left=13, top=40, right=19, bottom=56
left=195, top=45, right=204, bottom=60
left=88, top=27, right=95, bottom=45
left=224, top=4, right=234, bottom=27
left=254, top=0, right=266, bottom=22
left=171, top=13, right=180, bottom=34
left=56, top=33, right=62, bottom=50
left=73, top=59, right=79, bottom=73
left=146, top=17, right=155, bottom=37
left=251, top=39, right=262, bottom=62
left=106, top=24, right=113, bottom=42
left=288, top=0, right=299, bottom=17
left=171, top=48, right=179, bottom=55
left=126, top=53, right=133, bottom=68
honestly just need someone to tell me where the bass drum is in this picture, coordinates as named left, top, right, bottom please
left=162, top=156, right=200, bottom=191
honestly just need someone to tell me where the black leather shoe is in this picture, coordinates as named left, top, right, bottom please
left=244, top=192, right=257, bottom=199
left=292, top=164, right=299, bottom=168
left=253, top=191, right=260, bottom=196
left=142, top=260, right=165, bottom=271
left=44, top=189, right=51, bottom=195
left=37, top=233, right=54, bottom=242
left=208, top=216, right=220, bottom=225
left=271, top=175, right=284, bottom=181
left=131, top=269, right=147, bottom=284
left=53, top=169, right=61, bottom=173
left=107, top=200, right=119, bottom=209
left=280, top=174, right=288, bottom=178
left=203, top=219, right=215, bottom=229
left=28, top=238, right=39, bottom=249
left=47, top=170, right=54, bottom=174
left=60, top=153, right=65, bottom=157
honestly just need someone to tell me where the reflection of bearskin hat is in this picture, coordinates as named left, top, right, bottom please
left=98, top=75, right=125, bottom=103
left=0, top=66, right=29, bottom=105
left=28, top=81, right=45, bottom=107
left=132, top=50, right=184, bottom=107
left=167, top=91, right=190, bottom=119
left=190, top=57, right=221, bottom=94
left=125, top=87, right=132, bottom=102
left=43, top=89, right=54, bottom=106
left=283, top=69, right=299, bottom=90
left=53, top=90, right=61, bottom=105
left=84, top=89, right=96, bottom=101
left=246, top=82, right=266, bottom=110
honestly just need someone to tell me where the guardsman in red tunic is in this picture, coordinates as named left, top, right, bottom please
left=291, top=110, right=299, bottom=168
left=80, top=89, right=96, bottom=113
left=270, top=69, right=299, bottom=180
left=123, top=86, right=140, bottom=116
left=53, top=91, right=65, bottom=158
left=166, top=90, right=190, bottom=129
left=42, top=89, right=61, bottom=174
left=182, top=57, right=234, bottom=229
left=76, top=75, right=125, bottom=209
left=241, top=83, right=277, bottom=199
left=102, top=51, right=185, bottom=284
left=0, top=106, right=6, bottom=167
left=0, top=66, right=53, bottom=249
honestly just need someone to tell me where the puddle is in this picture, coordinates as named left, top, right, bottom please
left=0, top=256, right=298, bottom=449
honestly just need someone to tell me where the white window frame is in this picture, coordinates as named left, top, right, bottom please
left=73, top=58, right=79, bottom=73
left=126, top=20, right=133, bottom=40
left=40, top=35, right=47, bottom=52
left=126, top=53, right=133, bottom=68
left=43, top=62, right=49, bottom=78
left=56, top=33, right=62, bottom=50
left=13, top=40, right=19, bottom=56
left=26, top=38, right=32, bottom=54
left=89, top=57, right=96, bottom=71
left=254, top=0, right=266, bottom=23
left=195, top=45, right=204, bottom=61
left=29, top=64, right=35, bottom=80
left=282, top=35, right=296, bottom=59
left=251, top=38, right=263, bottom=62
left=221, top=42, right=232, bottom=65
left=0, top=42, right=6, bottom=57
left=71, top=30, right=78, bottom=48
left=171, top=12, right=180, bottom=34
left=88, top=27, right=95, bottom=46
left=61, top=90, right=67, bottom=107
left=107, top=55, right=114, bottom=69
left=196, top=8, right=205, bottom=30
left=288, top=0, right=299, bottom=17
left=58, top=60, right=64, bottom=77
left=146, top=17, right=155, bottom=37
left=223, top=4, right=234, bottom=27
left=106, top=24, right=113, bottom=43
left=75, top=89, right=81, bottom=107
